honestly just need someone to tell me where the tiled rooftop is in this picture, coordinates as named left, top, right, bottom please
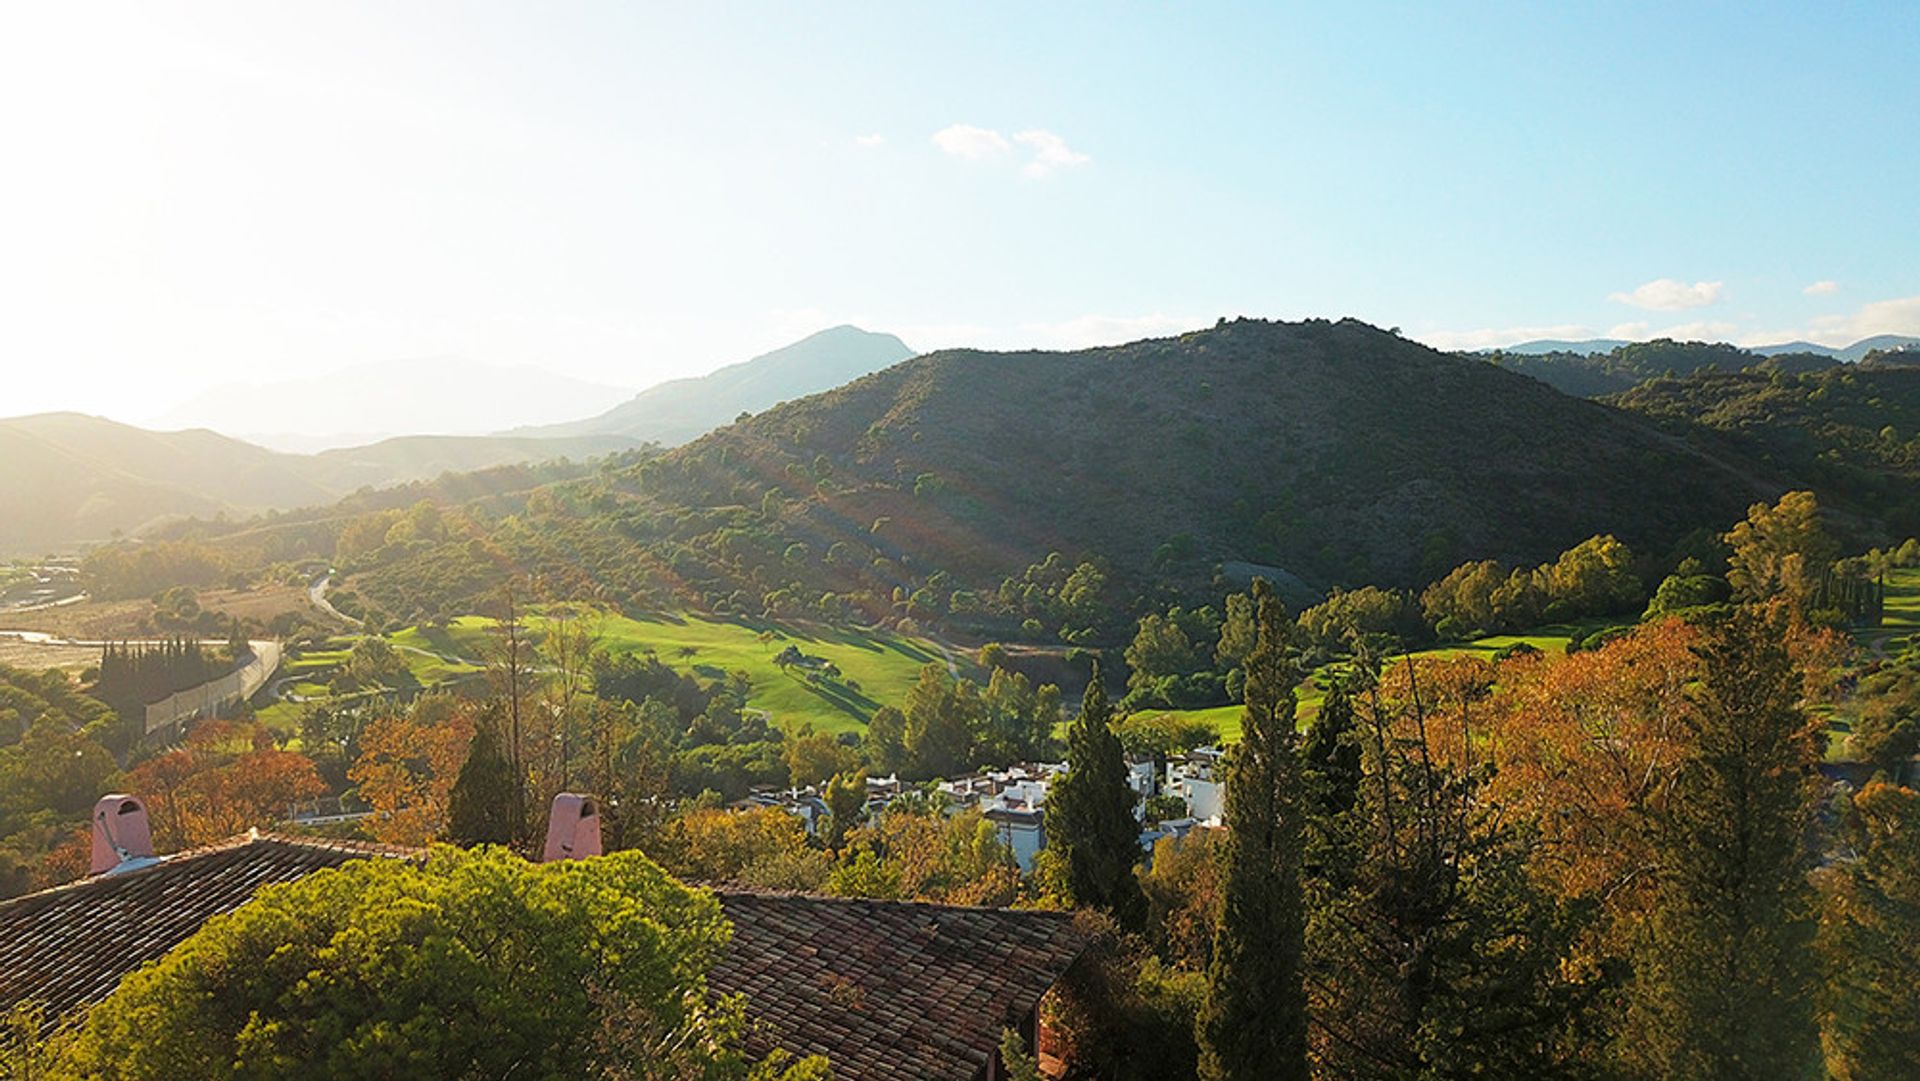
left=712, top=891, right=1082, bottom=1080
left=0, top=834, right=1084, bottom=1080
left=0, top=832, right=417, bottom=1023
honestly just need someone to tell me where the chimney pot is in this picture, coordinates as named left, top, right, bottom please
left=541, top=793, right=602, bottom=862
left=91, top=794, right=155, bottom=874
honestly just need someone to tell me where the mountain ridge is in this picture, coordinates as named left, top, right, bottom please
left=511, top=325, right=915, bottom=444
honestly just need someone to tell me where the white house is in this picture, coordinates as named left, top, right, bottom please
left=1166, top=746, right=1227, bottom=824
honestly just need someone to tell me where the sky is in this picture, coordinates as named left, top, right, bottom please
left=2, top=1, right=1918, bottom=426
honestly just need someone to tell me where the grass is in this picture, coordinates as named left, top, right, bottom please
left=566, top=611, right=968, bottom=736
left=366, top=610, right=967, bottom=737
left=1126, top=620, right=1621, bottom=745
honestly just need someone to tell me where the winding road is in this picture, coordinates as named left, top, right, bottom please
left=309, top=573, right=362, bottom=627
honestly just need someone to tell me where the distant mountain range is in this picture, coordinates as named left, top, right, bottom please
left=1, top=326, right=920, bottom=554
left=1501, top=334, right=1920, bottom=362
left=0, top=412, right=641, bottom=555
left=150, top=358, right=637, bottom=453
left=511, top=326, right=916, bottom=444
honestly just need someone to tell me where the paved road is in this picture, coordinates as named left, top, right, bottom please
left=309, top=574, right=362, bottom=627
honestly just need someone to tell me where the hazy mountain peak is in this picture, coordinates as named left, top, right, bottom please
left=515, top=325, right=915, bottom=444
left=148, top=357, right=636, bottom=451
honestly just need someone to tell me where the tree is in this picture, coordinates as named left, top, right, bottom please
left=783, top=724, right=858, bottom=789
left=1198, top=579, right=1308, bottom=1081
left=1045, top=661, right=1145, bottom=927
left=340, top=635, right=406, bottom=691
left=1725, top=490, right=1837, bottom=610
left=864, top=705, right=909, bottom=774
left=1820, top=781, right=1920, bottom=1081
left=447, top=707, right=517, bottom=847
left=348, top=697, right=475, bottom=846
left=821, top=769, right=867, bottom=850
left=901, top=664, right=974, bottom=778
left=57, top=846, right=826, bottom=1080
left=1308, top=652, right=1574, bottom=1079
left=1623, top=609, right=1823, bottom=1078
left=123, top=722, right=325, bottom=850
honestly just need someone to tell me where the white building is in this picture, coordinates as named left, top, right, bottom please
left=1166, top=746, right=1227, bottom=824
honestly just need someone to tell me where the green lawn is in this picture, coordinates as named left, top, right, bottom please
left=574, top=611, right=969, bottom=736
left=378, top=611, right=969, bottom=737
left=1874, top=566, right=1920, bottom=633
left=1125, top=621, right=1619, bottom=745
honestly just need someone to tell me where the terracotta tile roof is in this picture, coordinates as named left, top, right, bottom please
left=0, top=836, right=1086, bottom=1079
left=711, top=891, right=1084, bottom=1081
left=0, top=832, right=417, bottom=1025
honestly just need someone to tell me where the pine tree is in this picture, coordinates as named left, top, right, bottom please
left=1820, top=780, right=1920, bottom=1080
left=447, top=709, right=518, bottom=847
left=1624, top=608, right=1822, bottom=1078
left=1197, top=579, right=1308, bottom=1081
left=1046, top=659, right=1145, bottom=927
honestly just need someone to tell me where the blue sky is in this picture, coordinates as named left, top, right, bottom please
left=2, top=2, right=1916, bottom=424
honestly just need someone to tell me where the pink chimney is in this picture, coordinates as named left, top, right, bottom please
left=541, top=793, right=602, bottom=862
left=90, top=794, right=156, bottom=874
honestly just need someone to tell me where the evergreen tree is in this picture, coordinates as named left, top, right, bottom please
left=822, top=769, right=867, bottom=851
left=1301, top=674, right=1361, bottom=820
left=1820, top=780, right=1920, bottom=1080
left=1197, top=579, right=1308, bottom=1081
left=1046, top=660, right=1145, bottom=927
left=447, top=709, right=518, bottom=847
left=1623, top=608, right=1822, bottom=1079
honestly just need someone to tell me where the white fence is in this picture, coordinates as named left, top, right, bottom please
left=143, top=641, right=283, bottom=735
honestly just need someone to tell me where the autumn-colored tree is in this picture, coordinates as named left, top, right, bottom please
left=348, top=697, right=475, bottom=847
left=1484, top=619, right=1698, bottom=917
left=1309, top=651, right=1575, bottom=1079
left=124, top=721, right=325, bottom=850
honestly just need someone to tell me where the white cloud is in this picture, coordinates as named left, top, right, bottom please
left=1414, top=324, right=1594, bottom=352
left=1012, top=129, right=1090, bottom=177
left=932, top=124, right=1090, bottom=178
left=853, top=133, right=886, bottom=148
left=1803, top=279, right=1839, bottom=296
left=1608, top=278, right=1726, bottom=311
left=932, top=123, right=1011, bottom=160
left=1806, top=294, right=1920, bottom=343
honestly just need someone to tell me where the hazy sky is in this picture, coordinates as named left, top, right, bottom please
left=3, top=2, right=1917, bottom=425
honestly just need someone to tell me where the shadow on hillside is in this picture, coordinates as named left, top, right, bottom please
left=790, top=674, right=880, bottom=721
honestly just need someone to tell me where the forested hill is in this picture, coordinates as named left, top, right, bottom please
left=1609, top=362, right=1920, bottom=537
left=627, top=318, right=1779, bottom=599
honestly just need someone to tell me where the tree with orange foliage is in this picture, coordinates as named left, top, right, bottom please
left=124, top=720, right=326, bottom=850
left=1484, top=619, right=1699, bottom=907
left=347, top=696, right=475, bottom=847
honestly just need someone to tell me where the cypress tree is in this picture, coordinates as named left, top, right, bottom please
left=1047, top=659, right=1146, bottom=927
left=1820, top=780, right=1920, bottom=1079
left=448, top=709, right=518, bottom=847
left=1197, top=579, right=1308, bottom=1081
left=1624, top=608, right=1822, bottom=1078
left=1302, top=673, right=1361, bottom=820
